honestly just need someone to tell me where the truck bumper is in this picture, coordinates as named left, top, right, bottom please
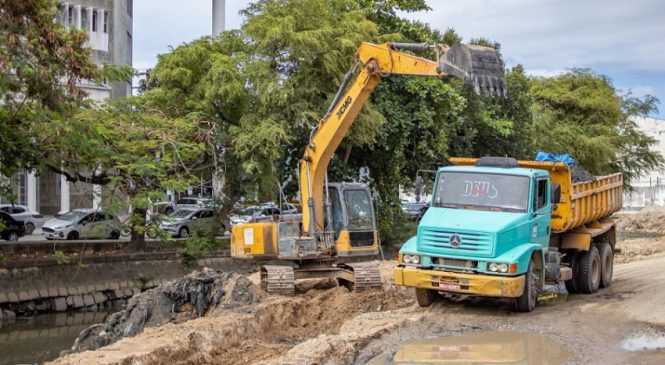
left=394, top=266, right=525, bottom=298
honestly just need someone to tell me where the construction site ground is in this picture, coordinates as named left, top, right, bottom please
left=51, top=211, right=665, bottom=365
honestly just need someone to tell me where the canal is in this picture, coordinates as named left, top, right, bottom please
left=0, top=310, right=114, bottom=365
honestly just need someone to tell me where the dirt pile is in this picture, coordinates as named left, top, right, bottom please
left=615, top=210, right=665, bottom=232
left=51, top=266, right=414, bottom=365
left=68, top=268, right=262, bottom=353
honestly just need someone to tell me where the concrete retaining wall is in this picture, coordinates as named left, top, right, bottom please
left=0, top=251, right=253, bottom=317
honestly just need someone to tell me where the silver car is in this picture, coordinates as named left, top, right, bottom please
left=42, top=209, right=121, bottom=240
left=175, top=197, right=214, bottom=211
left=0, top=204, right=40, bottom=235
left=159, top=208, right=220, bottom=238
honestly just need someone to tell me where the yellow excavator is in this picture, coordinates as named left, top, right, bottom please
left=230, top=41, right=506, bottom=294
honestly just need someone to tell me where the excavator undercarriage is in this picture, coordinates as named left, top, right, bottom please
left=261, top=261, right=382, bottom=296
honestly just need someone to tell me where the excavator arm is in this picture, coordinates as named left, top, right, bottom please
left=300, top=41, right=506, bottom=238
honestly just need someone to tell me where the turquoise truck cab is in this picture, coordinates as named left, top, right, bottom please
left=395, top=157, right=559, bottom=312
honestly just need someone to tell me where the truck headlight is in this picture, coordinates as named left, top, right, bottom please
left=488, top=262, right=514, bottom=273
left=403, top=254, right=421, bottom=264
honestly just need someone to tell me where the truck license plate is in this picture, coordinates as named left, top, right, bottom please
left=439, top=282, right=461, bottom=291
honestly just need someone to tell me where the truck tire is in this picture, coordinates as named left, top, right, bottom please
left=598, top=243, right=613, bottom=288
left=415, top=288, right=437, bottom=307
left=515, top=258, right=538, bottom=312
left=575, top=246, right=601, bottom=294
left=563, top=251, right=580, bottom=294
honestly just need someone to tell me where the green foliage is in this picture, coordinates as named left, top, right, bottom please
left=531, top=69, right=663, bottom=185
left=181, top=234, right=223, bottom=267
left=0, top=0, right=98, bottom=185
left=53, top=250, right=71, bottom=265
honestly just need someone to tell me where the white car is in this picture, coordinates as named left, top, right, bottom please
left=42, top=209, right=121, bottom=240
left=0, top=204, right=40, bottom=235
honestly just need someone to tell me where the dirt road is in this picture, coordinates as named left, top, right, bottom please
left=51, top=254, right=665, bottom=365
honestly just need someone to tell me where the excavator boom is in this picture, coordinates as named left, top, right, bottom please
left=300, top=41, right=506, bottom=240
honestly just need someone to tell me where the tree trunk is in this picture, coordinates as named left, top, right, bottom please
left=128, top=207, right=147, bottom=251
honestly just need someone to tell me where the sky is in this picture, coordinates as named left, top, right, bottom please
left=134, top=0, right=665, bottom=118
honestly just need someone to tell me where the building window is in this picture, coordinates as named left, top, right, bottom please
left=81, top=10, right=88, bottom=29
left=92, top=10, right=97, bottom=31
left=103, top=11, right=108, bottom=33
left=18, top=174, right=26, bottom=205
left=127, top=0, right=133, bottom=17
left=67, top=5, right=73, bottom=25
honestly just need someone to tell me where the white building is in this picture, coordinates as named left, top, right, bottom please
left=623, top=116, right=665, bottom=210
left=0, top=1, right=133, bottom=215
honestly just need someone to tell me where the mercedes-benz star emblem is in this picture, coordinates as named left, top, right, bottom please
left=449, top=234, right=462, bottom=248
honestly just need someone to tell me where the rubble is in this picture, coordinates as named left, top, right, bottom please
left=68, top=268, right=262, bottom=353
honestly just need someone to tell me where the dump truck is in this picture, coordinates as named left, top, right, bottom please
left=394, top=156, right=623, bottom=312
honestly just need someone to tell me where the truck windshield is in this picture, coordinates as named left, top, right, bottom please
left=433, top=172, right=530, bottom=212
left=344, top=189, right=374, bottom=230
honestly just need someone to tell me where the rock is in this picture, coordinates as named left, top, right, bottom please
left=2, top=310, right=16, bottom=322
left=67, top=269, right=263, bottom=354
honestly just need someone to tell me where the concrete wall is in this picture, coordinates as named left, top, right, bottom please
left=0, top=253, right=250, bottom=316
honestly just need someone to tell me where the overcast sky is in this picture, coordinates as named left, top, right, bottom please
left=134, top=0, right=665, bottom=117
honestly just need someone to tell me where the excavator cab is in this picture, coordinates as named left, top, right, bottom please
left=325, top=183, right=378, bottom=257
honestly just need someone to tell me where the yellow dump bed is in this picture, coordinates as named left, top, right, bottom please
left=449, top=158, right=623, bottom=233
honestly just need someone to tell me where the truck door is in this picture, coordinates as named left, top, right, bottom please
left=531, top=178, right=551, bottom=247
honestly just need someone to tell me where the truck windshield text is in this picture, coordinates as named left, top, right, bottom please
left=433, top=172, right=530, bottom=212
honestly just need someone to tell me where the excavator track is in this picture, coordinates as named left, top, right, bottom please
left=261, top=265, right=296, bottom=296
left=345, top=262, right=382, bottom=292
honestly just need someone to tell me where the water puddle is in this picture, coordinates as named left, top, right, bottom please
left=621, top=328, right=665, bottom=352
left=366, top=331, right=571, bottom=364
left=0, top=311, right=114, bottom=365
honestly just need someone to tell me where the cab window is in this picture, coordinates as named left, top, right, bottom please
left=534, top=179, right=548, bottom=211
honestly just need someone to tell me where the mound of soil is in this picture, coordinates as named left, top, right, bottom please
left=571, top=164, right=597, bottom=183
left=69, top=268, right=262, bottom=353
left=52, top=263, right=415, bottom=365
left=615, top=210, right=665, bottom=232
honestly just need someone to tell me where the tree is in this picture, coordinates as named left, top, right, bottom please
left=0, top=0, right=99, bottom=198
left=531, top=69, right=663, bottom=186
left=40, top=98, right=211, bottom=249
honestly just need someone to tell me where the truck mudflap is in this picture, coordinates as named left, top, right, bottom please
left=394, top=266, right=525, bottom=298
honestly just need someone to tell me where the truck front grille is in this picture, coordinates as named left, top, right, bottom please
left=419, top=228, right=493, bottom=256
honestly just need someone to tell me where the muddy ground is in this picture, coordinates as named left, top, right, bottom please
left=51, top=212, right=665, bottom=365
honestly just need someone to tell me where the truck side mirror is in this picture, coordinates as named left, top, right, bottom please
left=551, top=183, right=561, bottom=204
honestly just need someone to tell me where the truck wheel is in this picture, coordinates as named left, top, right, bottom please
left=415, top=288, right=437, bottom=307
left=598, top=243, right=614, bottom=288
left=576, top=246, right=601, bottom=294
left=563, top=251, right=580, bottom=294
left=515, top=258, right=538, bottom=312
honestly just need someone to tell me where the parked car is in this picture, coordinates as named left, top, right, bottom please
left=402, top=202, right=426, bottom=220
left=0, top=211, right=25, bottom=241
left=0, top=204, right=40, bottom=235
left=229, top=206, right=260, bottom=226
left=42, top=209, right=122, bottom=240
left=150, top=201, right=176, bottom=217
left=263, top=202, right=299, bottom=215
left=175, top=197, right=214, bottom=210
left=159, top=208, right=224, bottom=238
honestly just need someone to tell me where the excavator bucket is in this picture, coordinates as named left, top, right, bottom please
left=439, top=44, right=507, bottom=97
